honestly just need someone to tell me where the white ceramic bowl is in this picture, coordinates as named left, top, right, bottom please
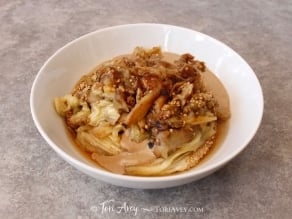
left=30, top=23, right=263, bottom=189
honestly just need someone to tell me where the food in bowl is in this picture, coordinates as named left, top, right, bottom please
left=54, top=46, right=230, bottom=176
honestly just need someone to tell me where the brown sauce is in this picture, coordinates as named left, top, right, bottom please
left=67, top=129, right=101, bottom=168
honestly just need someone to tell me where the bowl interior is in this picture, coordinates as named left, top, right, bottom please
left=31, top=24, right=263, bottom=187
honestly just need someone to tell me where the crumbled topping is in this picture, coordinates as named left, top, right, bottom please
left=69, top=47, right=218, bottom=138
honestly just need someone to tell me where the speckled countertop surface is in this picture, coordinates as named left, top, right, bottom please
left=0, top=1, right=291, bottom=218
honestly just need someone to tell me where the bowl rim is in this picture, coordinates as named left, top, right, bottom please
left=30, top=23, right=264, bottom=184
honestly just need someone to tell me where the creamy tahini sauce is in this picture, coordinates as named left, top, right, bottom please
left=69, top=51, right=231, bottom=174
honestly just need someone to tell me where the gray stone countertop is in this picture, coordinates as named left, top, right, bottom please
left=0, top=1, right=291, bottom=218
